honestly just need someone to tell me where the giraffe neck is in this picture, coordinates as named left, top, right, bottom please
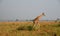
left=38, top=14, right=44, bottom=19
left=34, top=14, right=44, bottom=21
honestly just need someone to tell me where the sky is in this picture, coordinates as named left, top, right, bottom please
left=0, top=0, right=60, bottom=21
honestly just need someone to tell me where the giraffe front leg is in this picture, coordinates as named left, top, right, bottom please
left=36, top=21, right=41, bottom=30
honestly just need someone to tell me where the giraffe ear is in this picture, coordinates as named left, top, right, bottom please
left=42, top=13, right=45, bottom=16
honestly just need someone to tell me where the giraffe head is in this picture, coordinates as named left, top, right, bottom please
left=42, top=13, right=45, bottom=16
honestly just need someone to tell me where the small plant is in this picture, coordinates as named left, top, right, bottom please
left=17, top=26, right=25, bottom=30
left=52, top=24, right=60, bottom=27
left=27, top=26, right=33, bottom=31
left=57, top=24, right=60, bottom=27
left=16, top=25, right=34, bottom=31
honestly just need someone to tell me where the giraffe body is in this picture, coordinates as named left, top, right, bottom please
left=33, top=13, right=45, bottom=24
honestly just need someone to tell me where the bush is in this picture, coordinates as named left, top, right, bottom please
left=27, top=26, right=33, bottom=31
left=52, top=24, right=60, bottom=27
left=16, top=25, right=34, bottom=31
left=17, top=26, right=25, bottom=30
left=57, top=24, right=60, bottom=27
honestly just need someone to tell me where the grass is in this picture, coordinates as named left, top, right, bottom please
left=0, top=21, right=60, bottom=36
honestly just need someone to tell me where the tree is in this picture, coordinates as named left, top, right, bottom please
left=16, top=19, right=19, bottom=21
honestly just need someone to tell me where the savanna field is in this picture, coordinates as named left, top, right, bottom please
left=0, top=21, right=60, bottom=36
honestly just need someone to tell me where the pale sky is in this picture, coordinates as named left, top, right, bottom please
left=0, top=0, right=60, bottom=21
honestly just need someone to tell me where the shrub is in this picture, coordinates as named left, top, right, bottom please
left=53, top=24, right=60, bottom=27
left=16, top=25, right=34, bottom=31
left=17, top=26, right=25, bottom=30
left=57, top=24, right=60, bottom=27
left=27, top=26, right=33, bottom=31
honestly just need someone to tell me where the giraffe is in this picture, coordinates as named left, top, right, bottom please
left=33, top=13, right=45, bottom=25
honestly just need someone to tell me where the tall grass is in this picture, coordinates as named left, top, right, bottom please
left=0, top=21, right=60, bottom=36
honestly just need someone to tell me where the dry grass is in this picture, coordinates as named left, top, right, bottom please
left=0, top=21, right=60, bottom=36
